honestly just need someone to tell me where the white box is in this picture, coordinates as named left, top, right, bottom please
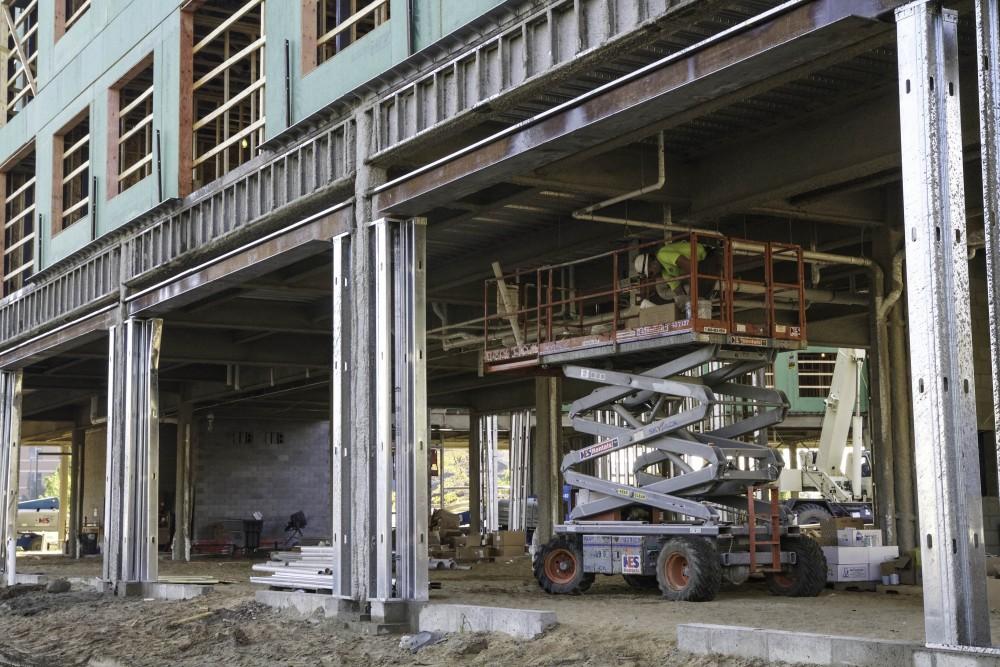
left=836, top=528, right=883, bottom=547
left=867, top=545, right=899, bottom=566
left=827, top=563, right=870, bottom=582
left=821, top=546, right=869, bottom=565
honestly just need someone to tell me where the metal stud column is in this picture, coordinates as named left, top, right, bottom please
left=103, top=318, right=163, bottom=587
left=331, top=233, right=353, bottom=599
left=977, top=0, right=1000, bottom=562
left=480, top=414, right=499, bottom=535
left=371, top=217, right=429, bottom=608
left=0, top=371, right=22, bottom=586
left=896, top=1, right=991, bottom=646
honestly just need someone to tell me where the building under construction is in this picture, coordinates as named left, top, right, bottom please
left=1, top=0, right=1000, bottom=662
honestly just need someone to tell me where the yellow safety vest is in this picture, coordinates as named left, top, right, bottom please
left=656, top=241, right=707, bottom=291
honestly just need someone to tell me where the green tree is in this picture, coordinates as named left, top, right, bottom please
left=41, top=471, right=59, bottom=498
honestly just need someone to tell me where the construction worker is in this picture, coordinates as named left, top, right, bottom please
left=633, top=239, right=718, bottom=315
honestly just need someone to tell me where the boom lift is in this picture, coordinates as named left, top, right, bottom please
left=779, top=348, right=873, bottom=524
left=483, top=234, right=827, bottom=601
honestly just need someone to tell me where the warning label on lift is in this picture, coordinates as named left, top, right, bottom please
left=579, top=438, right=618, bottom=460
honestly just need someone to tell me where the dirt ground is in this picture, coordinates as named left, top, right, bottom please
left=1, top=553, right=997, bottom=666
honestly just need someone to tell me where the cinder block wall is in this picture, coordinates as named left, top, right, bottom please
left=194, top=419, right=331, bottom=543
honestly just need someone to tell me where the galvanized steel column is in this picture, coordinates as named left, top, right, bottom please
left=977, top=0, right=1000, bottom=558
left=896, top=1, right=991, bottom=646
left=102, top=318, right=163, bottom=587
left=331, top=233, right=353, bottom=598
left=0, top=370, right=22, bottom=586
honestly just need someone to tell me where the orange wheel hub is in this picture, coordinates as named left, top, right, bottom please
left=544, top=548, right=578, bottom=585
left=664, top=552, right=690, bottom=590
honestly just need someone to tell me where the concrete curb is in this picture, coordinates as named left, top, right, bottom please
left=254, top=589, right=353, bottom=618
left=678, top=623, right=1000, bottom=666
left=418, top=603, right=557, bottom=640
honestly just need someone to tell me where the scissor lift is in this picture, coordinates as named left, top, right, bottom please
left=483, top=234, right=827, bottom=601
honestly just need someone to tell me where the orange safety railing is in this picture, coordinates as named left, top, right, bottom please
left=482, top=233, right=807, bottom=370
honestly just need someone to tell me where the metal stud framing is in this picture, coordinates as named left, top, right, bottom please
left=480, top=414, right=499, bottom=535
left=508, top=409, right=531, bottom=532
left=371, top=217, right=428, bottom=603
left=331, top=232, right=352, bottom=598
left=896, top=0, right=991, bottom=647
left=103, top=318, right=162, bottom=586
left=976, top=0, right=1000, bottom=538
left=0, top=370, right=22, bottom=586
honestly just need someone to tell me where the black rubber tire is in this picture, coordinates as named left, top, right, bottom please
left=533, top=535, right=595, bottom=595
left=622, top=574, right=659, bottom=591
left=794, top=503, right=833, bottom=527
left=766, top=535, right=827, bottom=597
left=655, top=537, right=722, bottom=602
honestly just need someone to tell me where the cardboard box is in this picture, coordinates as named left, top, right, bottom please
left=822, top=545, right=899, bottom=583
left=836, top=528, right=883, bottom=547
left=495, top=530, right=526, bottom=549
left=455, top=546, right=490, bottom=562
left=493, top=545, right=525, bottom=558
left=822, top=546, right=869, bottom=565
left=820, top=517, right=865, bottom=546
left=639, top=303, right=676, bottom=327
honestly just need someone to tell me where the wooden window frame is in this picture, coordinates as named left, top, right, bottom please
left=1, top=0, right=39, bottom=122
left=54, top=0, right=91, bottom=41
left=107, top=55, right=155, bottom=198
left=180, top=0, right=266, bottom=196
left=301, top=0, right=390, bottom=75
left=52, top=107, right=90, bottom=236
left=0, top=142, right=35, bottom=296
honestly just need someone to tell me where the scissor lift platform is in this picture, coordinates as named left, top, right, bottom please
left=483, top=234, right=826, bottom=602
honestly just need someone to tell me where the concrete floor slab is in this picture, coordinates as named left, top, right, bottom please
left=418, top=603, right=557, bottom=640
left=255, top=589, right=353, bottom=618
left=678, top=624, right=1000, bottom=666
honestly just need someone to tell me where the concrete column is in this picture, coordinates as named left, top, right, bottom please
left=58, top=442, right=69, bottom=552
left=868, top=242, right=897, bottom=546
left=346, top=108, right=386, bottom=607
left=890, top=295, right=917, bottom=553
left=68, top=428, right=85, bottom=558
left=533, top=377, right=561, bottom=544
left=468, top=411, right=481, bottom=536
left=171, top=400, right=192, bottom=561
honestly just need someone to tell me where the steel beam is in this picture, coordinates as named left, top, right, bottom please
left=896, top=1, right=990, bottom=647
left=0, top=371, right=22, bottom=586
left=102, top=318, right=163, bottom=587
left=374, top=0, right=898, bottom=217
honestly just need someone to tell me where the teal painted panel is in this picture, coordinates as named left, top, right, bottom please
left=775, top=346, right=870, bottom=415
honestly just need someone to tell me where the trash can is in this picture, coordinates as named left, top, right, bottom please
left=243, top=519, right=263, bottom=555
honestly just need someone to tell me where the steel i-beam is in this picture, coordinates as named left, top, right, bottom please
left=896, top=0, right=991, bottom=647
left=0, top=371, right=22, bottom=586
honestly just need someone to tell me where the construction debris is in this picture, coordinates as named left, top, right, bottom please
left=250, top=547, right=336, bottom=592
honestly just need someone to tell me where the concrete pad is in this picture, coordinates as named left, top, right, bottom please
left=14, top=573, right=46, bottom=585
left=255, top=589, right=353, bottom=618
left=418, top=603, right=557, bottom=640
left=678, top=624, right=1000, bottom=666
left=115, top=582, right=211, bottom=600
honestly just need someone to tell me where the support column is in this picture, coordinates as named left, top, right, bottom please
left=467, top=411, right=481, bottom=536
left=0, top=371, right=22, bottom=586
left=331, top=233, right=353, bottom=599
left=103, top=318, right=163, bottom=588
left=897, top=1, right=990, bottom=646
left=58, top=440, right=69, bottom=553
left=68, top=428, right=84, bottom=559
left=346, top=110, right=383, bottom=609
left=890, top=296, right=917, bottom=553
left=171, top=400, right=192, bottom=561
left=977, top=0, right=1000, bottom=573
left=371, top=216, right=429, bottom=610
left=869, top=258, right=897, bottom=546
left=533, top=377, right=561, bottom=544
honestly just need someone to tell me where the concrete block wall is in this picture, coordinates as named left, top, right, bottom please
left=193, top=419, right=331, bottom=544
